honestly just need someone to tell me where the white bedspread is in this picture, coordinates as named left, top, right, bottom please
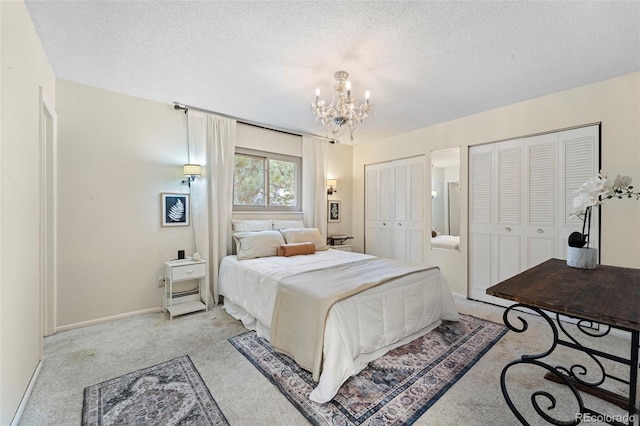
left=431, top=234, right=460, bottom=250
left=219, top=249, right=459, bottom=403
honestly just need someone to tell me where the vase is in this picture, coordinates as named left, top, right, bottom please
left=566, top=246, right=598, bottom=269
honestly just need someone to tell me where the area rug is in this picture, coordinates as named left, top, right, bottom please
left=228, top=314, right=507, bottom=425
left=82, top=355, right=229, bottom=426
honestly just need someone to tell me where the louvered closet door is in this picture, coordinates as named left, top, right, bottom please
left=524, top=133, right=559, bottom=268
left=378, top=163, right=395, bottom=258
left=558, top=125, right=600, bottom=259
left=393, top=160, right=409, bottom=261
left=365, top=165, right=380, bottom=256
left=469, top=144, right=495, bottom=301
left=494, top=139, right=525, bottom=284
left=365, top=163, right=394, bottom=258
left=407, top=157, right=426, bottom=263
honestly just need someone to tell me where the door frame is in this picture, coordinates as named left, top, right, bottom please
left=39, top=87, right=57, bottom=343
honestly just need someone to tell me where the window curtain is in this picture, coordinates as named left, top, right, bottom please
left=187, top=110, right=236, bottom=305
left=302, top=136, right=328, bottom=236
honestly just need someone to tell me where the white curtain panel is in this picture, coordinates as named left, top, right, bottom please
left=187, top=110, right=236, bottom=305
left=302, top=136, right=328, bottom=237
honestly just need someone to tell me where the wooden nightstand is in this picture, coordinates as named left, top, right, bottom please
left=163, top=258, right=208, bottom=319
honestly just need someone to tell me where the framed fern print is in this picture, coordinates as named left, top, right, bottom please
left=161, top=193, right=190, bottom=227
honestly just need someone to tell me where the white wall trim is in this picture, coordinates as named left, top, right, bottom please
left=10, top=361, right=42, bottom=426
left=56, top=307, right=163, bottom=332
left=452, top=292, right=468, bottom=300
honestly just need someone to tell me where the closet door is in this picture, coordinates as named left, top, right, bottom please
left=378, top=163, right=394, bottom=259
left=494, top=139, right=524, bottom=284
left=365, top=156, right=426, bottom=262
left=558, top=125, right=600, bottom=258
left=365, top=164, right=381, bottom=256
left=365, top=162, right=394, bottom=258
left=393, top=160, right=409, bottom=261
left=524, top=133, right=559, bottom=268
left=407, top=156, right=426, bottom=263
left=469, top=144, right=495, bottom=301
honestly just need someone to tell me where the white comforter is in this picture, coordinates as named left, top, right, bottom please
left=219, top=249, right=459, bottom=403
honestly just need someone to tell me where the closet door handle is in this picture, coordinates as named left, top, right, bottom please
left=537, top=229, right=544, bottom=234
left=382, top=222, right=386, bottom=226
left=505, top=227, right=511, bottom=232
left=398, top=223, right=402, bottom=227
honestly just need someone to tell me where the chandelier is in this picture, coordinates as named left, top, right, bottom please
left=310, top=70, right=373, bottom=142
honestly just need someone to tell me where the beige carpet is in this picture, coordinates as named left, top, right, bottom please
left=19, top=297, right=636, bottom=425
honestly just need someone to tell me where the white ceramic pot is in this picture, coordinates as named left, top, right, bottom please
left=566, top=246, right=598, bottom=269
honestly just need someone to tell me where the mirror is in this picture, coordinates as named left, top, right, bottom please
left=431, top=147, right=460, bottom=251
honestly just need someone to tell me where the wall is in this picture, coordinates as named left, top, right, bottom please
left=353, top=72, right=640, bottom=296
left=0, top=1, right=55, bottom=423
left=55, top=83, right=355, bottom=328
left=327, top=143, right=354, bottom=242
left=56, top=80, right=195, bottom=328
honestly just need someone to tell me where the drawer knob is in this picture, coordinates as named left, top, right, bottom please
left=185, top=269, right=194, bottom=274
left=506, top=227, right=511, bottom=232
left=537, top=229, right=544, bottom=234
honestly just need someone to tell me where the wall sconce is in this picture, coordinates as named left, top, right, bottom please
left=327, top=179, right=338, bottom=195
left=431, top=190, right=438, bottom=198
left=182, top=164, right=202, bottom=186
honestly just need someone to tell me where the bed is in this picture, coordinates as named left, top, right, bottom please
left=220, top=222, right=458, bottom=403
left=431, top=234, right=460, bottom=250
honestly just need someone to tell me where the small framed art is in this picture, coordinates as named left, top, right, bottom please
left=328, top=200, right=341, bottom=223
left=162, top=193, right=190, bottom=227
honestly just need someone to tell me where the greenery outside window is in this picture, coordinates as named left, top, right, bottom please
left=233, top=148, right=301, bottom=211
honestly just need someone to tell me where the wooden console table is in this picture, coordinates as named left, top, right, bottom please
left=487, top=258, right=639, bottom=426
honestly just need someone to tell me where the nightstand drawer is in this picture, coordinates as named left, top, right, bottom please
left=171, top=263, right=206, bottom=281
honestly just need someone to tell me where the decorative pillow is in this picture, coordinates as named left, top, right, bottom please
left=231, top=219, right=273, bottom=232
left=272, top=219, right=305, bottom=230
left=233, top=230, right=285, bottom=260
left=277, top=242, right=316, bottom=257
left=280, top=228, right=329, bottom=251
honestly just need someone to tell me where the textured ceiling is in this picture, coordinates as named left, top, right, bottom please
left=26, top=1, right=640, bottom=144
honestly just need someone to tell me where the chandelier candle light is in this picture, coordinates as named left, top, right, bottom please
left=567, top=170, right=640, bottom=269
left=311, top=70, right=373, bottom=142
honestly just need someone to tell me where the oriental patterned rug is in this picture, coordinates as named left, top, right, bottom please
left=82, top=355, right=229, bottom=426
left=229, top=314, right=507, bottom=425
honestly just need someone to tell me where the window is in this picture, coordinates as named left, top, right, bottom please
left=233, top=148, right=301, bottom=211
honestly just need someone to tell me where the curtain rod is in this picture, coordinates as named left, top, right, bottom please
left=172, top=102, right=336, bottom=144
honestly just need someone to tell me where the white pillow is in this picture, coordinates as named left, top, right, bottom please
left=233, top=230, right=285, bottom=260
left=272, top=220, right=305, bottom=230
left=280, top=228, right=328, bottom=251
left=232, top=219, right=273, bottom=232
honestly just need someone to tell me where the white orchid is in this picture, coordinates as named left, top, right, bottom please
left=569, top=169, right=639, bottom=248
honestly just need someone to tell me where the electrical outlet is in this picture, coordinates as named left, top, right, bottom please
left=157, top=276, right=165, bottom=287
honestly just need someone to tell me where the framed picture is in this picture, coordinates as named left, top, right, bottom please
left=162, top=193, right=190, bottom=227
left=328, top=200, right=341, bottom=223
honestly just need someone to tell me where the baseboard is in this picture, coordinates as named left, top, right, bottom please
left=11, top=361, right=42, bottom=426
left=56, top=307, right=163, bottom=333
left=452, top=292, right=467, bottom=300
